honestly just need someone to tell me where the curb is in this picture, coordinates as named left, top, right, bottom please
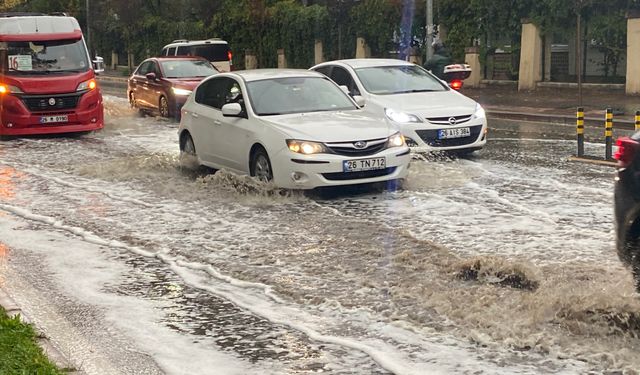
left=568, top=155, right=618, bottom=167
left=486, top=109, right=636, bottom=130
left=0, top=287, right=83, bottom=374
left=96, top=75, right=128, bottom=84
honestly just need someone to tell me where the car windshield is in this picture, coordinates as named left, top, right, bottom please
left=354, top=65, right=447, bottom=95
left=160, top=59, right=218, bottom=78
left=246, top=76, right=357, bottom=116
left=5, top=39, right=89, bottom=75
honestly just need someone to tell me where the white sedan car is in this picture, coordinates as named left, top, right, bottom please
left=311, top=59, right=488, bottom=154
left=178, top=69, right=411, bottom=189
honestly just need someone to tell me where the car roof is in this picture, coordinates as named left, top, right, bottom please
left=319, top=58, right=415, bottom=69
left=163, top=39, right=228, bottom=47
left=231, top=69, right=325, bottom=82
left=149, top=56, right=210, bottom=62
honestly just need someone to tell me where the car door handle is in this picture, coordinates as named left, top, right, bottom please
left=191, top=112, right=199, bottom=118
left=213, top=120, right=221, bottom=125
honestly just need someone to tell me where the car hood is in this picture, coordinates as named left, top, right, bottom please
left=373, top=90, right=478, bottom=117
left=164, top=78, right=204, bottom=90
left=260, top=111, right=394, bottom=142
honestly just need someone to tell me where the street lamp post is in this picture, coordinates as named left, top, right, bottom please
left=425, top=0, right=433, bottom=63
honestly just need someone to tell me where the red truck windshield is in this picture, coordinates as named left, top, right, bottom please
left=6, top=39, right=89, bottom=75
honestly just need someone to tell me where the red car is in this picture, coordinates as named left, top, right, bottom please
left=127, top=56, right=218, bottom=119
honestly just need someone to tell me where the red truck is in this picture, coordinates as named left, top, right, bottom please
left=0, top=13, right=103, bottom=136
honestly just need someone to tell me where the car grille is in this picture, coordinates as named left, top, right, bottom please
left=322, top=167, right=397, bottom=181
left=325, top=138, right=387, bottom=157
left=21, top=93, right=83, bottom=112
left=416, top=125, right=483, bottom=147
left=426, top=114, right=472, bottom=125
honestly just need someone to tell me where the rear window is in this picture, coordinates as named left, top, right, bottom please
left=191, top=44, right=230, bottom=62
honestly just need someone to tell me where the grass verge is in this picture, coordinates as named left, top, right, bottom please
left=0, top=306, right=64, bottom=374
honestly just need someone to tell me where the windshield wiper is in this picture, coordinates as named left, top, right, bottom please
left=258, top=112, right=284, bottom=116
left=396, top=89, right=438, bottom=93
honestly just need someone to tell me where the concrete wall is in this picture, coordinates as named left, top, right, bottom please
left=464, top=47, right=481, bottom=87
left=627, top=15, right=640, bottom=94
left=518, top=22, right=543, bottom=91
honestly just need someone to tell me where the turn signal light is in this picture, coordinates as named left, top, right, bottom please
left=614, top=137, right=640, bottom=168
left=0, top=85, right=6, bottom=94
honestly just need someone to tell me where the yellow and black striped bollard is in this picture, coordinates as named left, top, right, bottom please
left=605, top=108, right=613, bottom=160
left=636, top=110, right=640, bottom=132
left=576, top=107, right=584, bottom=157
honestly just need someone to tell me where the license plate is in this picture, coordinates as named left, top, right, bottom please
left=343, top=157, right=386, bottom=172
left=40, top=115, right=68, bottom=124
left=438, top=127, right=470, bottom=139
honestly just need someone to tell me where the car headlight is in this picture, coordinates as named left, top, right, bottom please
left=385, top=108, right=422, bottom=123
left=387, top=132, right=406, bottom=148
left=286, top=139, right=327, bottom=155
left=0, top=84, right=23, bottom=94
left=76, top=79, right=97, bottom=91
left=172, top=87, right=193, bottom=96
left=474, top=104, right=486, bottom=119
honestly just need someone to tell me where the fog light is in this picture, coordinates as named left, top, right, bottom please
left=291, top=172, right=308, bottom=183
left=91, top=117, right=97, bottom=123
left=405, top=137, right=418, bottom=147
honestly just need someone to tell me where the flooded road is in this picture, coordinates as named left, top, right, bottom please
left=0, top=96, right=639, bottom=374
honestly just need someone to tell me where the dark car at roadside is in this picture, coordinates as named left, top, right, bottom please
left=614, top=134, right=640, bottom=291
left=127, top=56, right=218, bottom=119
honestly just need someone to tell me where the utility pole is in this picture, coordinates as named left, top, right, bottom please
left=85, top=0, right=91, bottom=58
left=425, top=0, right=433, bottom=63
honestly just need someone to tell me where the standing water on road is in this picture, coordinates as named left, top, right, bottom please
left=0, top=96, right=638, bottom=374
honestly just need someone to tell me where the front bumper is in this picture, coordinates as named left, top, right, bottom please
left=396, top=119, right=488, bottom=152
left=271, top=146, right=411, bottom=189
left=0, top=89, right=104, bottom=136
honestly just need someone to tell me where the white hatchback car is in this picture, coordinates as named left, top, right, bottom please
left=178, top=69, right=411, bottom=189
left=311, top=59, right=488, bottom=154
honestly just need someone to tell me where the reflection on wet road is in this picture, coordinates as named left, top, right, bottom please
left=0, top=96, right=638, bottom=374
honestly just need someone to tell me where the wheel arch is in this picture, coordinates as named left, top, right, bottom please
left=248, top=142, right=271, bottom=175
left=179, top=129, right=193, bottom=151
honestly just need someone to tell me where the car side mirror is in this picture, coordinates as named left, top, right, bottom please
left=222, top=102, right=243, bottom=117
left=145, top=72, right=157, bottom=81
left=352, top=95, right=366, bottom=108
left=92, top=56, right=104, bottom=75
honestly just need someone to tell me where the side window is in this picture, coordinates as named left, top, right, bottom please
left=195, top=77, right=234, bottom=109
left=330, top=67, right=360, bottom=96
left=168, top=47, right=177, bottom=56
left=149, top=61, right=161, bottom=77
left=314, top=66, right=332, bottom=77
left=161, top=48, right=168, bottom=56
left=176, top=46, right=190, bottom=56
left=224, top=81, right=243, bottom=106
left=135, top=61, right=151, bottom=76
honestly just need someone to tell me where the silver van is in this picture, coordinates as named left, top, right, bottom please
left=161, top=39, right=232, bottom=72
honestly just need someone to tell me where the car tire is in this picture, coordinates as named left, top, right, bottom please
left=251, top=148, right=273, bottom=182
left=179, top=133, right=200, bottom=169
left=159, top=96, right=170, bottom=118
